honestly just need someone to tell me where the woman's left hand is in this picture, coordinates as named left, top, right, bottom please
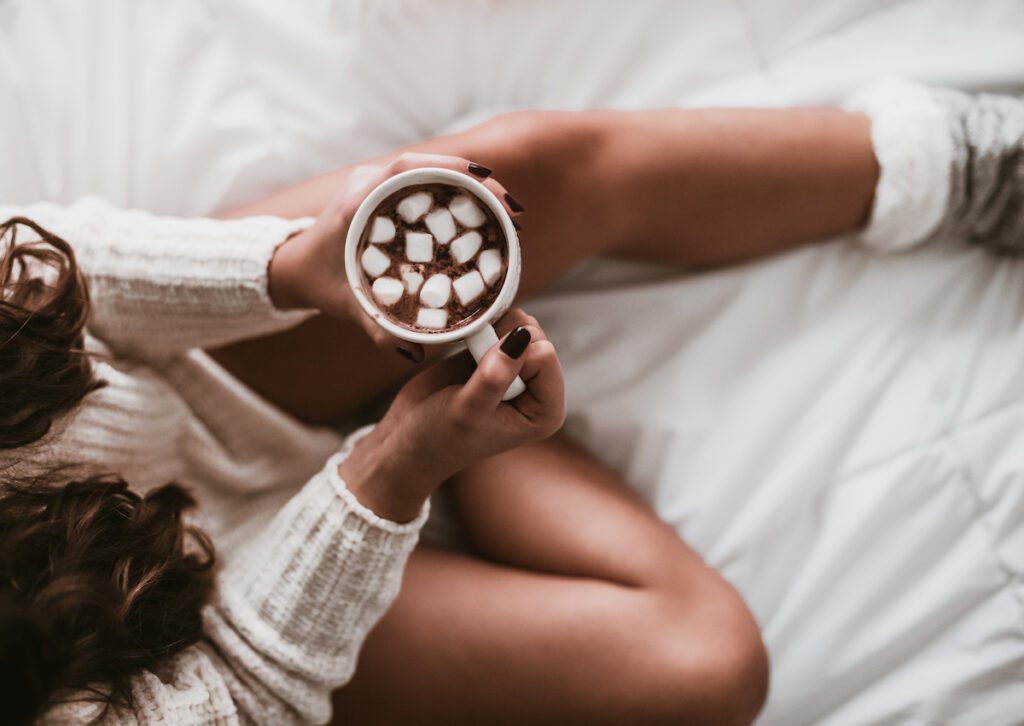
left=267, top=152, right=523, bottom=362
left=337, top=309, right=565, bottom=523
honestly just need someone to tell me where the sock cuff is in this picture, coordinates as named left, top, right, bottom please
left=845, top=79, right=954, bottom=253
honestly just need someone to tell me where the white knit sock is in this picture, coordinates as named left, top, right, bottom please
left=848, top=79, right=1024, bottom=254
left=845, top=79, right=954, bottom=252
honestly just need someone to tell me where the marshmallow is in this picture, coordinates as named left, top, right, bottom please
left=449, top=195, right=486, bottom=227
left=401, top=267, right=424, bottom=294
left=419, top=273, right=452, bottom=308
left=478, top=248, right=503, bottom=285
left=450, top=231, right=482, bottom=264
left=417, top=307, right=448, bottom=329
left=371, top=276, right=404, bottom=306
left=368, top=216, right=395, bottom=243
left=361, top=246, right=391, bottom=277
left=397, top=191, right=432, bottom=223
left=425, top=208, right=457, bottom=244
left=453, top=270, right=486, bottom=305
left=405, top=232, right=434, bottom=262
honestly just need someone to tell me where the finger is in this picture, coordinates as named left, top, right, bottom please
left=454, top=327, right=532, bottom=413
left=387, top=153, right=523, bottom=219
left=493, top=308, right=546, bottom=342
left=346, top=163, right=390, bottom=195
left=387, top=152, right=483, bottom=177
left=358, top=312, right=424, bottom=364
left=335, top=163, right=393, bottom=222
left=389, top=351, right=475, bottom=413
left=478, top=177, right=524, bottom=220
left=416, top=349, right=476, bottom=390
left=512, top=339, right=565, bottom=424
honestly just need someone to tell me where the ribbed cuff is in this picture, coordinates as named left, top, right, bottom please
left=845, top=79, right=954, bottom=253
left=213, top=428, right=428, bottom=679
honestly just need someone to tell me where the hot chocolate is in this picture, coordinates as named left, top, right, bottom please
left=355, top=183, right=509, bottom=332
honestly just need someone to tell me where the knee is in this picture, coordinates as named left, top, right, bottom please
left=475, top=110, right=604, bottom=180
left=698, top=617, right=770, bottom=726
left=646, top=591, right=770, bottom=726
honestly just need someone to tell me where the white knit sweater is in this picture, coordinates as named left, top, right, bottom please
left=0, top=198, right=428, bottom=725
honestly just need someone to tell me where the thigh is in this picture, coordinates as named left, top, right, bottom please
left=332, top=435, right=768, bottom=725
left=332, top=545, right=716, bottom=726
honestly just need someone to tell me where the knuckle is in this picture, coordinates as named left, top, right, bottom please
left=479, top=353, right=508, bottom=380
left=519, top=313, right=540, bottom=330
left=532, top=340, right=559, bottom=362
left=447, top=401, right=477, bottom=432
left=390, top=152, right=418, bottom=172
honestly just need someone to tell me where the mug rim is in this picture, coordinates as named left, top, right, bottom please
left=344, top=167, right=521, bottom=345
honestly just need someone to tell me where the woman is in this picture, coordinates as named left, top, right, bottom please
left=0, top=157, right=566, bottom=726
left=2, top=79, right=1020, bottom=725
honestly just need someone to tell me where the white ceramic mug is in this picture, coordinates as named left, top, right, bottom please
left=345, top=167, right=526, bottom=401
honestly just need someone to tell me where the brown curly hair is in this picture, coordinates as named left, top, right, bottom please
left=0, top=216, right=103, bottom=448
left=0, top=218, right=216, bottom=724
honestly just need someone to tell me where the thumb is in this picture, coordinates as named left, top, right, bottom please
left=454, top=327, right=531, bottom=413
left=360, top=316, right=424, bottom=363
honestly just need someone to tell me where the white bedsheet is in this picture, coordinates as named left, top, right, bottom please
left=2, top=1, right=1023, bottom=723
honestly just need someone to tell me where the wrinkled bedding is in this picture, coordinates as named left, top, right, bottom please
left=2, top=1, right=1023, bottom=722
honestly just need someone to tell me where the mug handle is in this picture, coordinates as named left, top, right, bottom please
left=465, top=325, right=527, bottom=401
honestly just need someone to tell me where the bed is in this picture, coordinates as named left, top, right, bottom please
left=2, top=0, right=1023, bottom=723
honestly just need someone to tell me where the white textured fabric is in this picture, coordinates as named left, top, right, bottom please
left=3, top=1, right=1024, bottom=725
left=0, top=200, right=430, bottom=724
left=40, top=448, right=428, bottom=726
left=1, top=197, right=314, bottom=358
left=845, top=79, right=954, bottom=252
left=0, top=198, right=340, bottom=510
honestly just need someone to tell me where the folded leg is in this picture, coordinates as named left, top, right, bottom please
left=332, top=434, right=768, bottom=725
left=210, top=108, right=876, bottom=423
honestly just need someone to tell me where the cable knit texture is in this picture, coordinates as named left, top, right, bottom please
left=0, top=199, right=429, bottom=724
left=927, top=87, right=1024, bottom=253
left=848, top=80, right=1024, bottom=253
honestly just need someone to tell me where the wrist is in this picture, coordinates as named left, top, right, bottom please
left=336, top=425, right=443, bottom=524
left=268, top=225, right=319, bottom=310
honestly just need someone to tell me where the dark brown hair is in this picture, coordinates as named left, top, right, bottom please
left=1, top=216, right=102, bottom=448
left=0, top=218, right=216, bottom=724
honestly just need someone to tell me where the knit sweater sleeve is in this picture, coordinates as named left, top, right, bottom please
left=0, top=197, right=316, bottom=358
left=199, top=445, right=429, bottom=725
left=40, top=431, right=428, bottom=726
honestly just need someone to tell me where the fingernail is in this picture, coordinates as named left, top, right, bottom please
left=504, top=193, right=525, bottom=213
left=512, top=219, right=522, bottom=231
left=500, top=327, right=531, bottom=359
left=467, top=163, right=492, bottom=178
left=396, top=347, right=416, bottom=362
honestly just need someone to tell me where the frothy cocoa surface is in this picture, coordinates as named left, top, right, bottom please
left=356, top=183, right=508, bottom=333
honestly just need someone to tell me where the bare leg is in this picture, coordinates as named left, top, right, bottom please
left=211, top=108, right=877, bottom=422
left=332, top=434, right=769, bottom=725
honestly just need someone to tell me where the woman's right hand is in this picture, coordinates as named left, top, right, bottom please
left=268, top=152, right=523, bottom=363
left=337, top=310, right=565, bottom=522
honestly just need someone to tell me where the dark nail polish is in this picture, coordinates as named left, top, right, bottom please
left=467, top=163, right=492, bottom=178
left=512, top=219, right=522, bottom=231
left=504, top=193, right=525, bottom=213
left=396, top=347, right=416, bottom=362
left=500, top=327, right=531, bottom=359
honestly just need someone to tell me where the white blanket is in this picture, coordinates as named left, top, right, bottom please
left=2, top=1, right=1023, bottom=723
